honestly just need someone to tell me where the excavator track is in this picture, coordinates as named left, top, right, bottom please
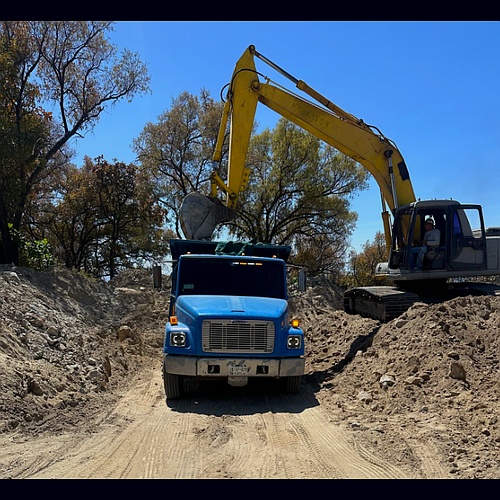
left=344, top=282, right=500, bottom=322
left=343, top=286, right=420, bottom=322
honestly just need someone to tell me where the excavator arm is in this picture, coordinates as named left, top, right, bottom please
left=180, top=45, right=416, bottom=245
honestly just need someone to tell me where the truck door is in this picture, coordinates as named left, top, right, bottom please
left=448, top=205, right=487, bottom=270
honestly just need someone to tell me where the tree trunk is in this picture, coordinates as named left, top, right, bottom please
left=0, top=228, right=19, bottom=265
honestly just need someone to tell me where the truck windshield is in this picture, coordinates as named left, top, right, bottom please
left=178, top=258, right=286, bottom=299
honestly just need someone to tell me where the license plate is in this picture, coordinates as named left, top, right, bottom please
left=229, top=365, right=249, bottom=375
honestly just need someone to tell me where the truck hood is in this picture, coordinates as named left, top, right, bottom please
left=175, top=295, right=288, bottom=320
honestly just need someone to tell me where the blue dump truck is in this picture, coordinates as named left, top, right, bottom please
left=162, top=239, right=305, bottom=399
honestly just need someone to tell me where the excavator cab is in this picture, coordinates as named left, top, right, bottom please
left=387, top=199, right=488, bottom=278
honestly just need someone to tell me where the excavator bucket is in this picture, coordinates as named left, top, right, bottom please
left=179, top=192, right=235, bottom=240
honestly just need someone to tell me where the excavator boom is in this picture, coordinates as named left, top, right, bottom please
left=180, top=45, right=416, bottom=244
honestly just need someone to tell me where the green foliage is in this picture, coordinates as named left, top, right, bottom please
left=34, top=157, right=168, bottom=279
left=0, top=21, right=150, bottom=266
left=133, top=90, right=226, bottom=238
left=339, top=231, right=389, bottom=288
left=227, top=119, right=369, bottom=274
left=9, top=224, right=56, bottom=270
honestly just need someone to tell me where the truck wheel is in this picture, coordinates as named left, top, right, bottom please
left=283, top=375, right=301, bottom=394
left=163, top=364, right=183, bottom=400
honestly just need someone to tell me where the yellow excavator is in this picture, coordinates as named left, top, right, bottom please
left=180, top=45, right=500, bottom=321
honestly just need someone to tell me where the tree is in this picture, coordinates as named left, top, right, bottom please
left=133, top=94, right=369, bottom=275
left=0, top=21, right=150, bottom=265
left=340, top=231, right=389, bottom=288
left=89, top=157, right=168, bottom=279
left=133, top=90, right=224, bottom=238
left=30, top=161, right=101, bottom=271
left=229, top=119, right=369, bottom=274
left=32, top=157, right=169, bottom=279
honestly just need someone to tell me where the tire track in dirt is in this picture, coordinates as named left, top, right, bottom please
left=1, top=367, right=431, bottom=479
left=286, top=407, right=412, bottom=478
left=267, top=390, right=411, bottom=478
left=26, top=366, right=204, bottom=478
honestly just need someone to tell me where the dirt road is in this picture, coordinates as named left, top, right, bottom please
left=0, top=363, right=444, bottom=479
left=2, top=266, right=499, bottom=479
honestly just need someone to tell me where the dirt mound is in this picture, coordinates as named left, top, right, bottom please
left=289, top=286, right=500, bottom=478
left=0, top=265, right=165, bottom=435
left=1, top=264, right=500, bottom=477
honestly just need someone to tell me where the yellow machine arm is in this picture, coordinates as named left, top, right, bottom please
left=180, top=45, right=416, bottom=245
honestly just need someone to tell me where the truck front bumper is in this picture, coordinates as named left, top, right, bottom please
left=164, top=354, right=305, bottom=378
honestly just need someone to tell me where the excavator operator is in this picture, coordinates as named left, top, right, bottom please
left=411, top=218, right=441, bottom=270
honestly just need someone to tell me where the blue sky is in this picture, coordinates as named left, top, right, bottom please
left=72, top=21, right=500, bottom=252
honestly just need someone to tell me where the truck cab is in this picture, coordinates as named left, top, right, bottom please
left=162, top=239, right=305, bottom=399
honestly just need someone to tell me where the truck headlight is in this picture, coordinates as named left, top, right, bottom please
left=170, top=331, right=187, bottom=347
left=287, top=334, right=302, bottom=349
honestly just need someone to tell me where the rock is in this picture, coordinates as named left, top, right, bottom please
left=118, top=325, right=133, bottom=341
left=357, top=390, right=373, bottom=403
left=404, top=376, right=423, bottom=386
left=379, top=374, right=396, bottom=389
left=46, top=326, right=60, bottom=338
left=28, top=378, right=44, bottom=396
left=449, top=361, right=467, bottom=381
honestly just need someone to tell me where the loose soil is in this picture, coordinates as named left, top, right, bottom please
left=1, top=264, right=500, bottom=479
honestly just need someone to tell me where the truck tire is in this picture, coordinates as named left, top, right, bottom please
left=162, top=362, right=184, bottom=400
left=283, top=375, right=301, bottom=394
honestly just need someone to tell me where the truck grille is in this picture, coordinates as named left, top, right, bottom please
left=202, top=320, right=275, bottom=353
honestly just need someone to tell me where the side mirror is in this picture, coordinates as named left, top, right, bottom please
left=298, top=269, right=307, bottom=292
